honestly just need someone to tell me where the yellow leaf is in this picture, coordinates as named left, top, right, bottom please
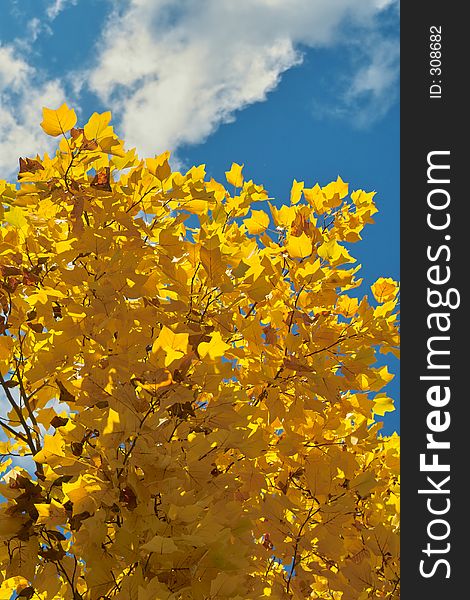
left=137, top=579, right=173, bottom=600
left=27, top=287, right=65, bottom=306
left=5, top=206, right=28, bottom=231
left=290, top=179, right=304, bottom=204
left=0, top=514, right=25, bottom=537
left=246, top=275, right=272, bottom=302
left=225, top=162, right=244, bottom=187
left=33, top=434, right=74, bottom=467
left=304, top=183, right=327, bottom=213
left=317, top=239, right=354, bottom=265
left=111, top=148, right=138, bottom=170
left=336, top=295, right=359, bottom=318
left=183, top=199, right=209, bottom=215
left=27, top=290, right=48, bottom=306
left=371, top=277, right=399, bottom=303
left=56, top=239, right=75, bottom=253
left=40, top=103, right=77, bottom=137
left=323, top=176, right=348, bottom=202
left=305, top=453, right=333, bottom=497
left=198, top=331, right=230, bottom=360
left=0, top=336, right=13, bottom=361
left=285, top=232, right=312, bottom=258
left=210, top=573, right=241, bottom=597
left=63, top=475, right=101, bottom=514
left=200, top=238, right=226, bottom=282
left=297, top=258, right=323, bottom=283
left=152, top=326, right=189, bottom=366
left=153, top=326, right=188, bottom=354
left=142, top=535, right=178, bottom=554
left=244, top=210, right=269, bottom=235
left=103, top=408, right=120, bottom=434
left=351, top=189, right=376, bottom=208
left=269, top=202, right=296, bottom=228
left=372, top=393, right=395, bottom=416
left=187, top=164, right=206, bottom=180
left=99, top=136, right=126, bottom=157
left=34, top=499, right=66, bottom=527
left=84, top=111, right=112, bottom=141
left=350, top=471, right=377, bottom=497
left=146, top=151, right=172, bottom=181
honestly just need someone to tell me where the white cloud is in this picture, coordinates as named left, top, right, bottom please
left=86, top=0, right=398, bottom=157
left=346, top=36, right=399, bottom=125
left=0, top=44, right=67, bottom=178
left=0, top=45, right=31, bottom=90
left=26, top=17, right=53, bottom=43
left=310, top=32, right=399, bottom=126
left=0, top=1, right=398, bottom=177
left=46, top=0, right=78, bottom=21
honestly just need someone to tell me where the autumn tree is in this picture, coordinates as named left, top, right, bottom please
left=0, top=105, right=399, bottom=599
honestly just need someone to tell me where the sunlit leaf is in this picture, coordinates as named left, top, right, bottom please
left=40, top=103, right=77, bottom=137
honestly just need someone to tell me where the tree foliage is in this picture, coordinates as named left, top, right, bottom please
left=0, top=105, right=399, bottom=599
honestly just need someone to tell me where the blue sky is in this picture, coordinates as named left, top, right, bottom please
left=0, top=0, right=399, bottom=432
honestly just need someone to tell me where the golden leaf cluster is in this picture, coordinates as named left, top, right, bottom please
left=0, top=105, right=399, bottom=599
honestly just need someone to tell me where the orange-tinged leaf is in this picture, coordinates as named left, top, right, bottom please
left=0, top=336, right=13, bottom=361
left=371, top=277, right=399, bottom=303
left=91, top=167, right=112, bottom=191
left=18, top=157, right=44, bottom=175
left=336, top=295, right=359, bottom=318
